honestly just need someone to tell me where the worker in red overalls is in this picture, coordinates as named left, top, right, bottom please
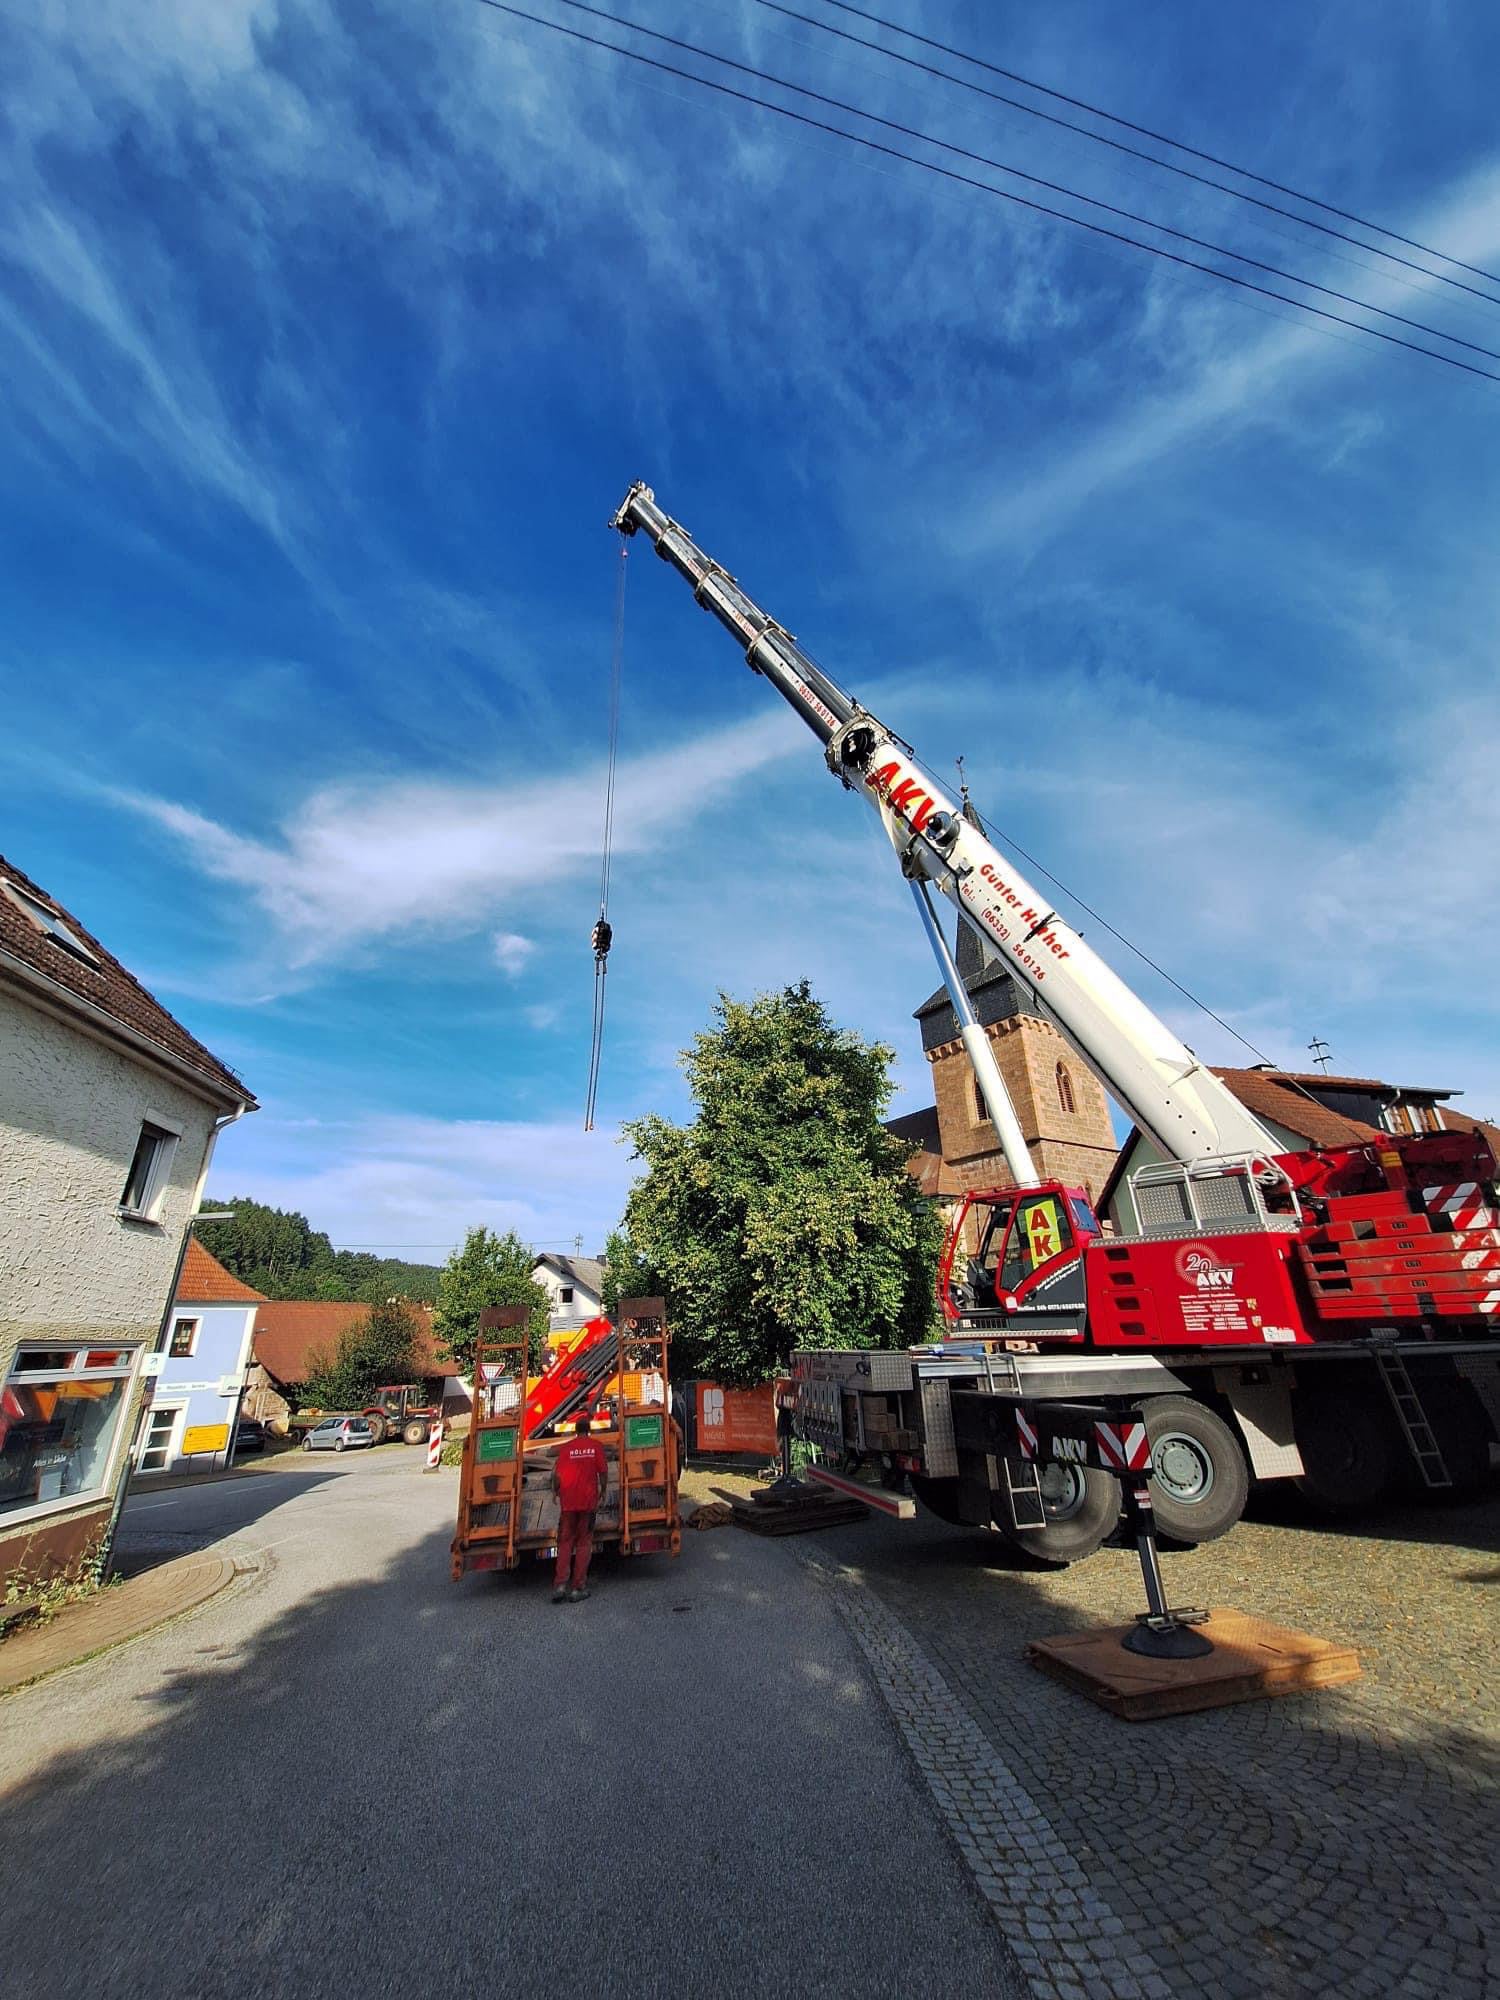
left=550, top=1411, right=610, bottom=1603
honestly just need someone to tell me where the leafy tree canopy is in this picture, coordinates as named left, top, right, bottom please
left=303, top=1299, right=426, bottom=1410
left=205, top=1196, right=441, bottom=1304
left=434, top=1227, right=551, bottom=1377
left=618, top=982, right=944, bottom=1385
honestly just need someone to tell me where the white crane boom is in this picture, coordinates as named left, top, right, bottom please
left=611, top=482, right=1276, bottom=1170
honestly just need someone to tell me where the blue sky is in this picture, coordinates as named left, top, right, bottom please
left=5, top=0, right=1499, bottom=1257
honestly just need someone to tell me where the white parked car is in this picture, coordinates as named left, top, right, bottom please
left=301, top=1416, right=375, bottom=1453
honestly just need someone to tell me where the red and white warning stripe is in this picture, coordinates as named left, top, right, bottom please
left=426, top=1419, right=444, bottom=1470
left=1094, top=1420, right=1150, bottom=1473
left=1015, top=1409, right=1039, bottom=1462
left=1424, top=1184, right=1499, bottom=1232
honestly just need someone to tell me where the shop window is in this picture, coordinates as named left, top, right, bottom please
left=169, top=1317, right=199, bottom=1358
left=0, top=1344, right=138, bottom=1521
left=1057, top=1063, right=1076, bottom=1114
left=120, top=1120, right=179, bottom=1220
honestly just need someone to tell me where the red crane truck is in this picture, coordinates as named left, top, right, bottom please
left=612, top=482, right=1500, bottom=1565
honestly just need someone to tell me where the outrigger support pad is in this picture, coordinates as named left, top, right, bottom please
left=1119, top=1477, right=1214, bottom=1660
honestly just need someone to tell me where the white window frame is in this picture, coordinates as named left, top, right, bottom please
left=136, top=1400, right=184, bottom=1474
left=168, top=1316, right=200, bottom=1359
left=0, top=877, right=99, bottom=966
left=1, top=1341, right=143, bottom=1529
left=118, top=1113, right=182, bottom=1224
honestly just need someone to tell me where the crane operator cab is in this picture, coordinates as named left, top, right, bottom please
left=942, top=1183, right=1100, bottom=1339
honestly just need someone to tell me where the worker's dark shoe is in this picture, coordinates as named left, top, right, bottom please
left=551, top=1586, right=569, bottom=1603
left=568, top=1587, right=591, bottom=1602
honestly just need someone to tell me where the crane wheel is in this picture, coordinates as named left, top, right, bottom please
left=992, top=1464, right=1119, bottom=1568
left=1142, top=1398, right=1248, bottom=1545
left=1291, top=1387, right=1394, bottom=1515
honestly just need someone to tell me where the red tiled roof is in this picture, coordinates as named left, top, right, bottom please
left=1210, top=1068, right=1381, bottom=1147
left=177, top=1240, right=266, bottom=1304
left=252, top=1300, right=447, bottom=1387
left=0, top=853, right=254, bottom=1108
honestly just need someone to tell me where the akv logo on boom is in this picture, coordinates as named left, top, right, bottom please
left=1176, top=1244, right=1237, bottom=1291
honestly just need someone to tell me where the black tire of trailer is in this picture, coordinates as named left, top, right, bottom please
left=1291, top=1385, right=1395, bottom=1514
left=991, top=1465, right=1121, bottom=1568
left=1141, top=1397, right=1249, bottom=1546
left=1402, top=1378, right=1492, bottom=1501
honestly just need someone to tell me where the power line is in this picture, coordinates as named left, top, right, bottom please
left=800, top=0, right=1500, bottom=294
left=475, top=0, right=1500, bottom=386
left=529, top=0, right=1500, bottom=367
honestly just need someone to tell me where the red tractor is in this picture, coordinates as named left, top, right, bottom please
left=361, top=1383, right=440, bottom=1445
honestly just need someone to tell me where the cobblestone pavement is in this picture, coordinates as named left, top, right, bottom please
left=794, top=1484, right=1500, bottom=2000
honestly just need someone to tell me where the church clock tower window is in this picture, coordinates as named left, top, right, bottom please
left=1056, top=1062, right=1076, bottom=1115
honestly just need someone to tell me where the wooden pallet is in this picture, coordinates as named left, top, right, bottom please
left=1026, top=1607, right=1361, bottom=1721
left=728, top=1488, right=870, bottom=1536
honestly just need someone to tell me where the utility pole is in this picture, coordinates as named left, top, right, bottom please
left=1307, top=1037, right=1333, bottom=1074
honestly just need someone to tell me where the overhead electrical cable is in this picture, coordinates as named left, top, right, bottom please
left=798, top=0, right=1500, bottom=294
left=584, top=540, right=628, bottom=1132
left=521, top=0, right=1500, bottom=367
left=475, top=0, right=1500, bottom=385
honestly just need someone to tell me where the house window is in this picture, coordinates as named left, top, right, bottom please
left=1057, top=1063, right=1076, bottom=1115
left=0, top=1343, right=138, bottom=1522
left=137, top=1405, right=180, bottom=1473
left=559, top=1287, right=574, bottom=1304
left=0, top=877, right=99, bottom=965
left=120, top=1120, right=178, bottom=1220
left=169, top=1317, right=199, bottom=1359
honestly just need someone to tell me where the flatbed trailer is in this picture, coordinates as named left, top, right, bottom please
left=450, top=1300, right=681, bottom=1580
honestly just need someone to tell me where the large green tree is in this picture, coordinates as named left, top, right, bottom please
left=302, top=1299, right=426, bottom=1410
left=618, top=982, right=944, bottom=1384
left=434, top=1227, right=551, bottom=1377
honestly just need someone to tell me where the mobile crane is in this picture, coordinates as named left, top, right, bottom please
left=611, top=481, right=1500, bottom=1564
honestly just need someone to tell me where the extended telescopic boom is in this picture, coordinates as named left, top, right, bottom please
left=612, top=482, right=1276, bottom=1169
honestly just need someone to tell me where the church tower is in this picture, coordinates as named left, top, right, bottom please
left=913, top=920, right=1119, bottom=1202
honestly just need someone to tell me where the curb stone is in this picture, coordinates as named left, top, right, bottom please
left=802, top=1550, right=1169, bottom=2000
left=0, top=1551, right=245, bottom=1696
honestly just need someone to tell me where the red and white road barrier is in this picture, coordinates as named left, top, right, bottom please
left=425, top=1419, right=444, bottom=1471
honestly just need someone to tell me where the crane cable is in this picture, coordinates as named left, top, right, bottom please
left=585, top=540, right=628, bottom=1131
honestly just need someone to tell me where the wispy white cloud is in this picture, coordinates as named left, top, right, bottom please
left=492, top=931, right=537, bottom=977
left=110, top=706, right=805, bottom=981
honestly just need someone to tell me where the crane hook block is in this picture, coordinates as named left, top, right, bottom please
left=591, top=919, right=613, bottom=962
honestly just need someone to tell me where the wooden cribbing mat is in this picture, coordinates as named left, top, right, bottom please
left=1026, top=1608, right=1361, bottom=1721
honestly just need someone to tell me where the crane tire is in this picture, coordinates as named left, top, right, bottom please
left=1292, top=1387, right=1395, bottom=1514
left=991, top=1464, right=1119, bottom=1569
left=1142, top=1397, right=1249, bottom=1545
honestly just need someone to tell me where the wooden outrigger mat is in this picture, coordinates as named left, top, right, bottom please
left=727, top=1487, right=871, bottom=1536
left=1026, top=1608, right=1361, bottom=1720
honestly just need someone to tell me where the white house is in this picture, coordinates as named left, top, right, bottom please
left=532, top=1253, right=605, bottom=1331
left=137, top=1240, right=266, bottom=1475
left=0, top=854, right=255, bottom=1589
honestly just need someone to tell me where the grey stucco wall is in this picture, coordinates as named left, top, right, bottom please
left=0, top=989, right=220, bottom=1346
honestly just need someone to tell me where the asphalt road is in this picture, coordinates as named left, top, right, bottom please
left=0, top=1453, right=1023, bottom=2000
